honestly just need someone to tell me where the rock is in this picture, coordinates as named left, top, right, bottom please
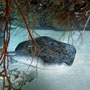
left=15, top=36, right=76, bottom=66
left=12, top=77, right=23, bottom=85
left=8, top=70, right=34, bottom=86
left=10, top=74, right=16, bottom=83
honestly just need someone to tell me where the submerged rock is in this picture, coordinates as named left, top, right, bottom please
left=8, top=70, right=34, bottom=86
left=15, top=36, right=76, bottom=66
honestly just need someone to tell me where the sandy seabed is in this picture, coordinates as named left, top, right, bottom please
left=0, top=25, right=90, bottom=90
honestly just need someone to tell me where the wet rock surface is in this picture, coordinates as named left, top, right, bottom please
left=15, top=36, right=76, bottom=66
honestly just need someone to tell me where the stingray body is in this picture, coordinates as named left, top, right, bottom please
left=9, top=36, right=76, bottom=67
left=9, top=52, right=45, bottom=67
left=9, top=52, right=69, bottom=69
left=15, top=36, right=76, bottom=66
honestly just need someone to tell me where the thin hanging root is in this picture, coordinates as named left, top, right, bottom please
left=12, top=0, right=40, bottom=53
left=0, top=1, right=12, bottom=89
left=1, top=0, right=40, bottom=89
left=76, top=14, right=90, bottom=42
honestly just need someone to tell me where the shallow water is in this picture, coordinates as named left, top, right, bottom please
left=1, top=25, right=90, bottom=90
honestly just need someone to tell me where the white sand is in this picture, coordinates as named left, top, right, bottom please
left=0, top=25, right=90, bottom=90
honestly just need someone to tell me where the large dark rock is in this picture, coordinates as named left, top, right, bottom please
left=15, top=36, right=76, bottom=66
